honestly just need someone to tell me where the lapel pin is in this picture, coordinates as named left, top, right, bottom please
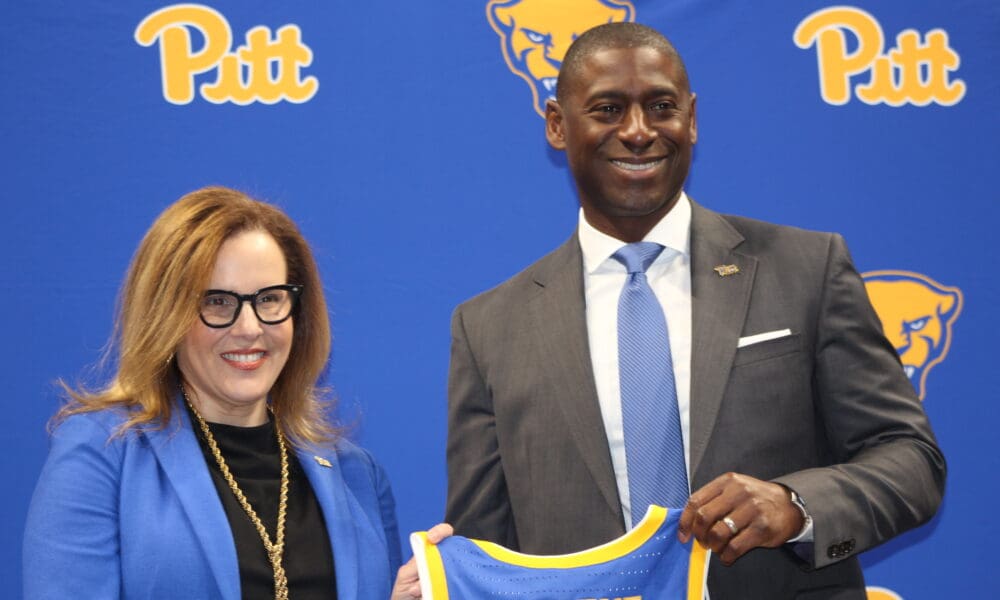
left=314, top=456, right=332, bottom=468
left=714, top=264, right=740, bottom=277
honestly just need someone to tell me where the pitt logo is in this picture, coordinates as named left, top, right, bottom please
left=135, top=4, right=318, bottom=105
left=793, top=6, right=965, bottom=106
left=862, top=270, right=963, bottom=400
left=487, top=0, right=635, bottom=117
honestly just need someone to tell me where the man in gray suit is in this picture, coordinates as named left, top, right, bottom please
left=446, top=23, right=944, bottom=598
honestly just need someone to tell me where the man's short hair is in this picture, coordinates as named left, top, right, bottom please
left=556, top=22, right=689, bottom=102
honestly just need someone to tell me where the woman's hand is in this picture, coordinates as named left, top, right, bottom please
left=390, top=523, right=453, bottom=599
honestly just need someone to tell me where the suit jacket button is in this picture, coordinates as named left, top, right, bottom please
left=827, top=541, right=852, bottom=558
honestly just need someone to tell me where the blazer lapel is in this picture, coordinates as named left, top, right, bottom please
left=526, top=235, right=622, bottom=518
left=688, top=203, right=757, bottom=483
left=145, top=401, right=240, bottom=600
left=297, top=446, right=361, bottom=600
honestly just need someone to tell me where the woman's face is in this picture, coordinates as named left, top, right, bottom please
left=177, top=230, right=294, bottom=426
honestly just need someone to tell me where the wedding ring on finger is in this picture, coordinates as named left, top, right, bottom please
left=722, top=516, right=739, bottom=536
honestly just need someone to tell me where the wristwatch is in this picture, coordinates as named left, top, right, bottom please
left=789, top=488, right=813, bottom=535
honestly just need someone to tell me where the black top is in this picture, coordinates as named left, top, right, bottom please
left=188, top=407, right=337, bottom=599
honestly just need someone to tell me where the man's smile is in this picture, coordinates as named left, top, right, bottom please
left=610, top=157, right=666, bottom=172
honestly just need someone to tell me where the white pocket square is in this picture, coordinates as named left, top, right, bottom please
left=737, top=329, right=792, bottom=348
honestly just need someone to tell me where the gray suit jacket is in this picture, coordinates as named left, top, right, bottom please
left=445, top=202, right=944, bottom=599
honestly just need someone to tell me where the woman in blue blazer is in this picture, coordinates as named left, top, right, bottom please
left=23, top=187, right=445, bottom=599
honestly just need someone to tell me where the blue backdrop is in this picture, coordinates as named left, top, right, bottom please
left=4, top=1, right=997, bottom=597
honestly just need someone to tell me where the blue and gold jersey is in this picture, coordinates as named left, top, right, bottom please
left=411, top=506, right=708, bottom=599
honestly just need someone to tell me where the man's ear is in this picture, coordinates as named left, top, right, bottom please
left=689, top=92, right=698, bottom=145
left=545, top=99, right=567, bottom=150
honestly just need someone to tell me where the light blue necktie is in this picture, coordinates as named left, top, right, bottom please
left=613, top=242, right=689, bottom=526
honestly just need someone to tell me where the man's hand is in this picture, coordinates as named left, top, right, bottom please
left=390, top=523, right=453, bottom=599
left=677, top=473, right=804, bottom=565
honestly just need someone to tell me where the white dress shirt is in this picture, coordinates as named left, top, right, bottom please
left=579, top=193, right=693, bottom=529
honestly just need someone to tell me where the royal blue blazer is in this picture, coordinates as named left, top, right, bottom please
left=23, top=398, right=402, bottom=599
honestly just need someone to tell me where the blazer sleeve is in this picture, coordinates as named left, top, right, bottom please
left=773, top=233, right=946, bottom=569
left=23, top=413, right=124, bottom=599
left=445, top=304, right=518, bottom=549
left=373, top=455, right=403, bottom=574
left=337, top=440, right=403, bottom=576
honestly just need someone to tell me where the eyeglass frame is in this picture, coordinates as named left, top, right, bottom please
left=198, top=284, right=304, bottom=329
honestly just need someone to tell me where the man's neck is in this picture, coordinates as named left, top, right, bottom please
left=581, top=195, right=681, bottom=243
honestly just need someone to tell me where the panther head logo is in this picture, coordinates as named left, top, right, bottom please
left=863, top=270, right=963, bottom=400
left=486, top=0, right=635, bottom=117
left=866, top=587, right=902, bottom=600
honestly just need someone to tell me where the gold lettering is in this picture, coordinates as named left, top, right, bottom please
left=135, top=4, right=319, bottom=105
left=855, top=55, right=905, bottom=105
left=270, top=26, right=318, bottom=103
left=793, top=7, right=883, bottom=105
left=135, top=5, right=231, bottom=104
left=922, top=31, right=965, bottom=104
left=794, top=6, right=964, bottom=106
left=201, top=54, right=254, bottom=104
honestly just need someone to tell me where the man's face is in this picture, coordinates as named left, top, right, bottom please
left=546, top=46, right=697, bottom=240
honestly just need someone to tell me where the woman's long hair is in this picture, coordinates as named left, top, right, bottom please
left=55, top=186, right=336, bottom=447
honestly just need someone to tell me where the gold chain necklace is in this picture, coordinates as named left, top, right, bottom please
left=184, top=391, right=290, bottom=600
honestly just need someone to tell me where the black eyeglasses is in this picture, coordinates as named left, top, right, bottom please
left=198, top=284, right=303, bottom=328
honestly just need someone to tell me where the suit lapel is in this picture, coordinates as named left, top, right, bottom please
left=298, top=446, right=361, bottom=599
left=145, top=401, right=240, bottom=600
left=688, top=203, right=757, bottom=483
left=526, top=235, right=622, bottom=518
